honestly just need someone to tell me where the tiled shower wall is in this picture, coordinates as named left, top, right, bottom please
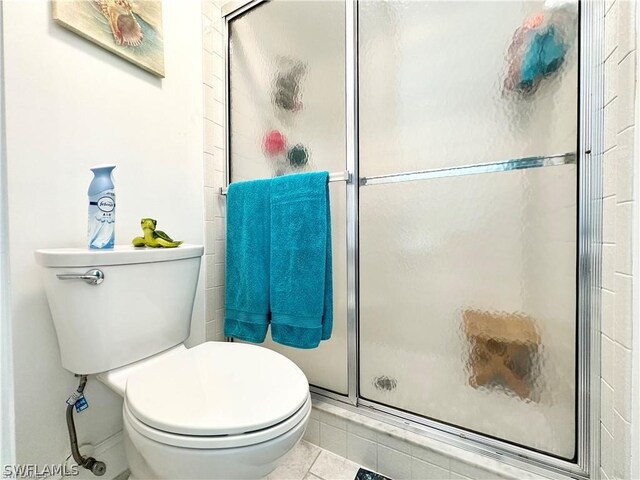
left=601, top=1, right=637, bottom=479
left=204, top=1, right=639, bottom=478
left=202, top=0, right=226, bottom=343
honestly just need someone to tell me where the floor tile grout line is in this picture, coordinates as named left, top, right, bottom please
left=307, top=445, right=323, bottom=476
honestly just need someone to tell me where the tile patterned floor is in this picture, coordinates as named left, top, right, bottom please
left=268, top=440, right=364, bottom=480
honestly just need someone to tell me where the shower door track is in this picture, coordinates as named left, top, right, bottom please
left=221, top=0, right=603, bottom=478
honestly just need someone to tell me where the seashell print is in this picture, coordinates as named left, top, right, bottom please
left=95, top=0, right=144, bottom=47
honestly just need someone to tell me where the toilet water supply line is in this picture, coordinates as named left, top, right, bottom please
left=66, top=375, right=107, bottom=476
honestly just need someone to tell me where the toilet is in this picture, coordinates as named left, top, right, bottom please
left=35, top=245, right=311, bottom=480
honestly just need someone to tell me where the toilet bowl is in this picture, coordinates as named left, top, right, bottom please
left=34, top=245, right=310, bottom=479
left=100, top=341, right=311, bottom=480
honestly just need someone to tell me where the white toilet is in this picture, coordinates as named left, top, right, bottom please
left=35, top=245, right=311, bottom=480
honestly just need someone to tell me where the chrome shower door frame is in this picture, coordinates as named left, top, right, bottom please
left=221, top=0, right=603, bottom=477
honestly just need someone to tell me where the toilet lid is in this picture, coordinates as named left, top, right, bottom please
left=125, top=342, right=310, bottom=436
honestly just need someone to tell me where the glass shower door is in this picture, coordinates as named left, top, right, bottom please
left=228, top=0, right=348, bottom=394
left=358, top=0, right=578, bottom=458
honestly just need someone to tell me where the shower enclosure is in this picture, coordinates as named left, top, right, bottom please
left=221, top=0, right=602, bottom=476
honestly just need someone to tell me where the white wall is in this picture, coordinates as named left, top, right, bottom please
left=2, top=0, right=204, bottom=468
left=0, top=0, right=16, bottom=468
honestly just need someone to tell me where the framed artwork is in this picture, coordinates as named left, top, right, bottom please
left=53, top=0, right=165, bottom=77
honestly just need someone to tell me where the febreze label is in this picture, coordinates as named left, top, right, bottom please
left=88, top=189, right=116, bottom=249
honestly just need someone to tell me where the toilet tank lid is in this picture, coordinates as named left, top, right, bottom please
left=35, top=244, right=204, bottom=267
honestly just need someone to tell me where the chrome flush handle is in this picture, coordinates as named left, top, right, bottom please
left=56, top=269, right=104, bottom=286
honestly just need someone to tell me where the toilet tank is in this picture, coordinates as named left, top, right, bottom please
left=35, top=245, right=204, bottom=375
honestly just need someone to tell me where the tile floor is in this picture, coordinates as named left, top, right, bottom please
left=268, top=440, right=363, bottom=480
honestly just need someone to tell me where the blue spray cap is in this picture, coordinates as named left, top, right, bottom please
left=88, top=165, right=115, bottom=196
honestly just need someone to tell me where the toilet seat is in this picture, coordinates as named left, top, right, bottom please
left=124, top=393, right=312, bottom=449
left=124, top=341, right=311, bottom=447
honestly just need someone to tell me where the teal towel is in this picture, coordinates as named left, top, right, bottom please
left=270, top=171, right=333, bottom=348
left=224, top=178, right=271, bottom=343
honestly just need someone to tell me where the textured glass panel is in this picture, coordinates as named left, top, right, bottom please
left=228, top=0, right=348, bottom=393
left=229, top=0, right=346, bottom=181
left=359, top=1, right=578, bottom=176
left=262, top=182, right=348, bottom=394
left=359, top=165, right=577, bottom=458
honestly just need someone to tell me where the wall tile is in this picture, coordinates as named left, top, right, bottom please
left=614, top=273, right=633, bottom=348
left=616, top=0, right=637, bottom=61
left=603, top=146, right=617, bottom=198
left=601, top=379, right=614, bottom=432
left=214, top=262, right=225, bottom=287
left=320, top=423, right=347, bottom=457
left=616, top=127, right=635, bottom=203
left=347, top=433, right=377, bottom=471
left=604, top=0, right=619, bottom=61
left=449, top=473, right=472, bottom=480
left=605, top=0, right=616, bottom=16
left=213, top=122, right=225, bottom=149
left=602, top=196, right=617, bottom=244
left=213, top=168, right=225, bottom=190
left=204, top=186, right=216, bottom=221
left=214, top=239, right=225, bottom=256
left=604, top=98, right=619, bottom=154
left=204, top=152, right=216, bottom=187
left=613, top=412, right=632, bottom=479
left=600, top=424, right=614, bottom=476
left=615, top=202, right=633, bottom=274
left=411, top=446, right=450, bottom=471
left=202, top=0, right=215, bottom=20
left=202, top=22, right=215, bottom=53
left=378, top=445, right=411, bottom=480
left=204, top=84, right=215, bottom=121
left=212, top=15, right=223, bottom=34
left=205, top=320, right=216, bottom=341
left=214, top=216, right=226, bottom=240
left=601, top=334, right=615, bottom=387
left=602, top=243, right=616, bottom=292
left=214, top=196, right=226, bottom=222
left=211, top=32, right=224, bottom=57
left=205, top=221, right=215, bottom=254
left=213, top=148, right=226, bottom=173
left=213, top=79, right=224, bottom=115
left=203, top=51, right=215, bottom=88
left=213, top=100, right=224, bottom=127
left=410, top=457, right=449, bottom=480
left=604, top=54, right=617, bottom=105
left=616, top=52, right=636, bottom=133
left=205, top=254, right=216, bottom=289
left=214, top=317, right=224, bottom=340
left=212, top=0, right=227, bottom=10
left=449, top=460, right=499, bottom=480
left=213, top=285, right=224, bottom=310
left=204, top=288, right=216, bottom=323
left=321, top=410, right=348, bottom=431
left=204, top=118, right=216, bottom=154
left=347, top=419, right=377, bottom=441
left=213, top=52, right=224, bottom=80
left=304, top=418, right=320, bottom=445
left=613, top=342, right=632, bottom=421
left=377, top=431, right=411, bottom=454
left=601, top=287, right=615, bottom=339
